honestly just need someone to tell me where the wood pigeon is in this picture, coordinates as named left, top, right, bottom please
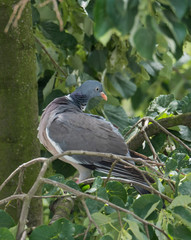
left=38, top=80, right=154, bottom=194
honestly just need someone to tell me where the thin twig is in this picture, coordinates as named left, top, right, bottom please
left=144, top=224, right=150, bottom=239
left=35, top=37, right=67, bottom=77
left=117, top=211, right=123, bottom=229
left=127, top=114, right=191, bottom=151
left=83, top=223, right=91, bottom=240
left=33, top=194, right=72, bottom=199
left=104, top=159, right=118, bottom=187
left=81, top=198, right=103, bottom=236
left=20, top=229, right=27, bottom=240
left=39, top=0, right=52, bottom=7
left=0, top=158, right=47, bottom=192
left=52, top=0, right=63, bottom=31
left=16, top=159, right=51, bottom=239
left=148, top=117, right=191, bottom=152
left=4, top=0, right=29, bottom=33
left=0, top=194, right=26, bottom=206
left=5, top=0, right=64, bottom=33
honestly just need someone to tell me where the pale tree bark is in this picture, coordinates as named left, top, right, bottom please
left=0, top=0, right=42, bottom=226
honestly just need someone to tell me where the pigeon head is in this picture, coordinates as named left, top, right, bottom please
left=70, top=80, right=107, bottom=110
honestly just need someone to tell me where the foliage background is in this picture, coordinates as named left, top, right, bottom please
left=1, top=0, right=191, bottom=239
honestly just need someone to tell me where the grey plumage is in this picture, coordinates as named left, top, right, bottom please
left=38, top=80, right=154, bottom=193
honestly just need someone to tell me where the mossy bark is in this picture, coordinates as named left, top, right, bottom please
left=0, top=1, right=42, bottom=225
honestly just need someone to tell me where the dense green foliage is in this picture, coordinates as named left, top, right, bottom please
left=1, top=0, right=191, bottom=239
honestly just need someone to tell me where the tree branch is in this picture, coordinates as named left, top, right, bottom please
left=41, top=178, right=171, bottom=240
left=35, top=37, right=68, bottom=77
left=127, top=113, right=191, bottom=150
left=81, top=198, right=103, bottom=236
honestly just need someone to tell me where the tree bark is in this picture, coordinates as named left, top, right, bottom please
left=0, top=0, right=42, bottom=226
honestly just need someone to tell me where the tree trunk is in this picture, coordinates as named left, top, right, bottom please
left=0, top=0, right=42, bottom=226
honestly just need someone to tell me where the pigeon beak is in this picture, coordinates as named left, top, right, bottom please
left=100, top=92, right=107, bottom=101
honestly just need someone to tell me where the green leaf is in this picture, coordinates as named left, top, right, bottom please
left=92, top=212, right=111, bottom=226
left=125, top=220, right=146, bottom=240
left=133, top=194, right=163, bottom=219
left=179, top=181, right=191, bottom=196
left=177, top=93, right=191, bottom=113
left=85, top=198, right=104, bottom=214
left=52, top=218, right=75, bottom=239
left=32, top=6, right=40, bottom=25
left=86, top=176, right=103, bottom=193
left=0, top=228, right=15, bottom=240
left=104, top=104, right=128, bottom=131
left=106, top=181, right=127, bottom=203
left=97, top=187, right=109, bottom=200
left=40, top=22, right=77, bottom=49
left=139, top=133, right=166, bottom=156
left=133, top=27, right=156, bottom=59
left=43, top=90, right=64, bottom=109
left=43, top=73, right=56, bottom=100
left=42, top=174, right=65, bottom=196
left=100, top=235, right=113, bottom=240
left=176, top=126, right=191, bottom=142
left=165, top=158, right=177, bottom=175
left=169, top=195, right=191, bottom=208
left=173, top=206, right=191, bottom=229
left=93, top=0, right=112, bottom=37
left=0, top=210, right=15, bottom=228
left=108, top=196, right=125, bottom=208
left=171, top=21, right=187, bottom=45
left=108, top=72, right=137, bottom=99
left=94, top=0, right=138, bottom=44
left=30, top=218, right=75, bottom=240
left=29, top=225, right=55, bottom=240
left=169, top=0, right=188, bottom=19
left=168, top=223, right=191, bottom=240
left=146, top=94, right=175, bottom=117
left=175, top=153, right=189, bottom=169
left=87, top=50, right=107, bottom=72
left=65, top=74, right=77, bottom=87
left=65, top=180, right=81, bottom=191
left=157, top=179, right=165, bottom=193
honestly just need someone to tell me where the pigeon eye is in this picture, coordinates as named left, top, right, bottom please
left=95, top=87, right=99, bottom=91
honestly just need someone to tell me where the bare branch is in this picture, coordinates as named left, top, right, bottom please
left=0, top=158, right=46, bottom=192
left=16, top=158, right=51, bottom=239
left=4, top=0, right=64, bottom=33
left=104, top=159, right=118, bottom=187
left=35, top=37, right=67, bottom=77
left=4, top=0, right=29, bottom=33
left=52, top=0, right=63, bottom=31
left=0, top=194, right=26, bottom=206
left=81, top=198, right=103, bottom=236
